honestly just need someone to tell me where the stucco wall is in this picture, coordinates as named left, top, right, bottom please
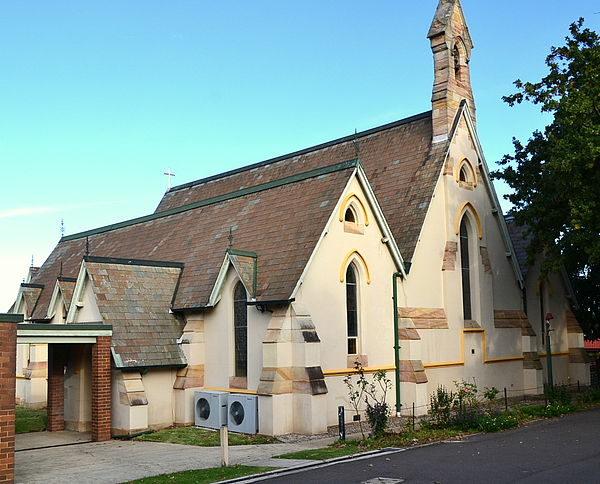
left=295, top=176, right=399, bottom=425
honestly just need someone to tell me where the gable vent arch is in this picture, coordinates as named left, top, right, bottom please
left=338, top=193, right=369, bottom=226
left=455, top=158, right=477, bottom=187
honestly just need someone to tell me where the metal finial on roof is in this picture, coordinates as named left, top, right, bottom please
left=228, top=226, right=234, bottom=248
left=60, top=218, right=65, bottom=237
left=85, top=236, right=90, bottom=256
left=30, top=255, right=34, bottom=268
left=163, top=167, right=176, bottom=190
left=353, top=129, right=360, bottom=160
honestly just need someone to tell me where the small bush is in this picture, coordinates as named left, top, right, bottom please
left=451, top=407, right=483, bottom=431
left=429, top=385, right=454, bottom=428
left=544, top=384, right=571, bottom=405
left=518, top=403, right=575, bottom=419
left=365, top=402, right=389, bottom=438
left=576, top=388, right=600, bottom=404
left=477, top=412, right=520, bottom=432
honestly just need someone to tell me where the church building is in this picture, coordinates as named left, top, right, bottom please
left=12, top=0, right=589, bottom=438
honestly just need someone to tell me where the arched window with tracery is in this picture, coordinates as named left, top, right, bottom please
left=346, top=264, right=359, bottom=355
left=459, top=217, right=472, bottom=320
left=233, top=281, right=247, bottom=377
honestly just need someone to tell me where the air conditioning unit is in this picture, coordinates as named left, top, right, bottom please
left=194, top=390, right=228, bottom=430
left=227, top=393, right=259, bottom=434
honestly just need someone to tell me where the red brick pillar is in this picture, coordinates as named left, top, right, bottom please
left=92, top=336, right=111, bottom=442
left=0, top=315, right=20, bottom=484
left=47, top=344, right=65, bottom=432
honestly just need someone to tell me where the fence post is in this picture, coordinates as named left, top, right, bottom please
left=338, top=406, right=346, bottom=441
left=504, top=387, right=508, bottom=411
left=577, top=380, right=580, bottom=392
left=412, top=402, right=415, bottom=431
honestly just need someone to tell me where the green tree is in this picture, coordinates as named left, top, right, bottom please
left=494, top=19, right=600, bottom=338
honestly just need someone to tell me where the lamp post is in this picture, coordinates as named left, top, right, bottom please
left=545, top=313, right=554, bottom=389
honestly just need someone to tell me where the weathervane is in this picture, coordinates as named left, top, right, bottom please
left=353, top=129, right=360, bottom=159
left=163, top=168, right=176, bottom=190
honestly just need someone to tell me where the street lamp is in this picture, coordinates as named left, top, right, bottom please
left=545, top=313, right=554, bottom=389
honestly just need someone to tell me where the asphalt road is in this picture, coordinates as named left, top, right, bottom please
left=255, top=407, right=600, bottom=484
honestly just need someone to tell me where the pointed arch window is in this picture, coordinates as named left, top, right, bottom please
left=233, top=282, right=247, bottom=378
left=346, top=264, right=359, bottom=355
left=459, top=217, right=472, bottom=320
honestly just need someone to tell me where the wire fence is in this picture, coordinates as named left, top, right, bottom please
left=336, top=379, right=599, bottom=436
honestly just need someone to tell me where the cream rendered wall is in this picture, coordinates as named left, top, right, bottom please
left=203, top=266, right=271, bottom=391
left=72, top=276, right=103, bottom=323
left=294, top=176, right=399, bottom=426
left=405, top=117, right=526, bottom=395
left=142, top=369, right=178, bottom=429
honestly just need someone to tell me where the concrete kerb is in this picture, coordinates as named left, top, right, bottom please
left=223, top=446, right=409, bottom=483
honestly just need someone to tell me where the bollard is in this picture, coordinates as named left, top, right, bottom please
left=338, top=406, right=346, bottom=441
left=220, top=425, right=229, bottom=467
left=504, top=387, right=508, bottom=411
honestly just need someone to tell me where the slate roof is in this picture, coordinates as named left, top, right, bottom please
left=505, top=217, right=531, bottom=277
left=30, top=162, right=357, bottom=318
left=84, top=257, right=187, bottom=368
left=19, top=284, right=44, bottom=319
left=156, top=111, right=442, bottom=264
left=57, top=277, right=76, bottom=311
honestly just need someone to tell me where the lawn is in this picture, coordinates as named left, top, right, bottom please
left=134, top=426, right=277, bottom=446
left=15, top=406, right=47, bottom=433
left=124, top=465, right=276, bottom=484
left=275, top=427, right=464, bottom=461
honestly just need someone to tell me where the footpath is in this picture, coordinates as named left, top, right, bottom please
left=15, top=431, right=351, bottom=484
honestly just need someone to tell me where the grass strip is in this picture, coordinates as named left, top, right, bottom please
left=124, top=465, right=276, bottom=484
left=15, top=406, right=47, bottom=433
left=134, top=426, right=276, bottom=446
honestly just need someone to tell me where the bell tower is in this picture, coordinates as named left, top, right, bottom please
left=428, top=0, right=475, bottom=143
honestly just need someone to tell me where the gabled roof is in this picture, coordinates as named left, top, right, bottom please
left=29, top=160, right=358, bottom=317
left=57, top=277, right=77, bottom=311
left=16, top=283, right=44, bottom=319
left=156, top=111, right=440, bottom=264
left=80, top=257, right=187, bottom=369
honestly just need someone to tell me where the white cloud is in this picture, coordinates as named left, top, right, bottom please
left=0, top=201, right=119, bottom=219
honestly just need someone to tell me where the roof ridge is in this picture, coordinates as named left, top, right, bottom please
left=167, top=111, right=431, bottom=194
left=84, top=255, right=184, bottom=269
left=62, top=159, right=359, bottom=242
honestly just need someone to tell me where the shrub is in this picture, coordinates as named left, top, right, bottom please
left=544, top=384, right=571, bottom=405
left=477, top=412, right=520, bottom=432
left=576, top=388, right=600, bottom=405
left=429, top=385, right=454, bottom=428
left=364, top=369, right=392, bottom=438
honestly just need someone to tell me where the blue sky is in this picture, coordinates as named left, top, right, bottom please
left=1, top=0, right=598, bottom=310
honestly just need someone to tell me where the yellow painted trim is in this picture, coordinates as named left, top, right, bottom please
left=455, top=158, right=477, bottom=187
left=203, top=387, right=257, bottom=395
left=340, top=249, right=371, bottom=284
left=454, top=202, right=483, bottom=239
left=339, top=193, right=370, bottom=226
left=424, top=328, right=523, bottom=368
left=323, top=366, right=395, bottom=377
left=16, top=374, right=27, bottom=379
